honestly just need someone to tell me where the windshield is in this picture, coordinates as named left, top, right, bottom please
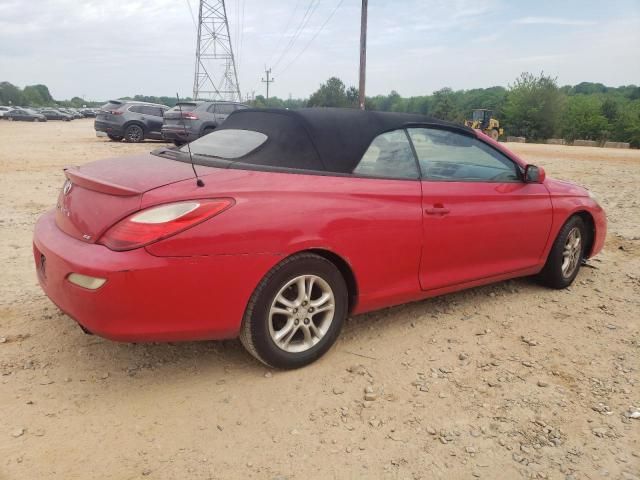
left=180, top=129, right=268, bottom=159
left=100, top=101, right=123, bottom=112
left=168, top=103, right=198, bottom=113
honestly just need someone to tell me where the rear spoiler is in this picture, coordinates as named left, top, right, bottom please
left=64, top=167, right=140, bottom=196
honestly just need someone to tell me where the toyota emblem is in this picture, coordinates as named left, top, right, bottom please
left=63, top=179, right=72, bottom=196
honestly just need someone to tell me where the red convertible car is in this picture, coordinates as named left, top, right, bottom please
left=33, top=108, right=606, bottom=368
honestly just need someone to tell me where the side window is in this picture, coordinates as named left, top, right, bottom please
left=352, top=130, right=419, bottom=180
left=140, top=106, right=162, bottom=117
left=129, top=105, right=144, bottom=114
left=408, top=128, right=520, bottom=182
left=216, top=104, right=235, bottom=115
left=207, top=103, right=217, bottom=113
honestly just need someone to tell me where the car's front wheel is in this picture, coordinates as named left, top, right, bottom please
left=538, top=216, right=587, bottom=289
left=124, top=124, right=144, bottom=143
left=240, top=253, right=348, bottom=369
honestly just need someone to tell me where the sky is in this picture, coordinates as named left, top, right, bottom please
left=0, top=0, right=638, bottom=102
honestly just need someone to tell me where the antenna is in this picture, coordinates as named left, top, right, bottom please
left=176, top=93, right=204, bottom=187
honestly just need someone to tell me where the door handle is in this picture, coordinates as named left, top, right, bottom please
left=424, top=206, right=450, bottom=215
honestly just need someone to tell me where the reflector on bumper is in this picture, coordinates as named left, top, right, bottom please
left=67, top=273, right=106, bottom=290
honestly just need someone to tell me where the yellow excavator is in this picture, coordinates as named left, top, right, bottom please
left=464, top=109, right=503, bottom=141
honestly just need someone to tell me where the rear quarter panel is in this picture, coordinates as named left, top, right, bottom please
left=144, top=169, right=424, bottom=311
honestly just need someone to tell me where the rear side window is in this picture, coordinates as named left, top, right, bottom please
left=408, top=128, right=520, bottom=182
left=129, top=105, right=144, bottom=114
left=352, top=129, right=419, bottom=179
left=181, top=129, right=267, bottom=159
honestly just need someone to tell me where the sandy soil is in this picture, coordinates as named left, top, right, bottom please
left=0, top=120, right=638, bottom=480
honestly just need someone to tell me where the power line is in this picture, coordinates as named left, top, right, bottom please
left=266, top=0, right=302, bottom=67
left=278, top=0, right=345, bottom=75
left=271, top=0, right=321, bottom=71
left=185, top=0, right=197, bottom=28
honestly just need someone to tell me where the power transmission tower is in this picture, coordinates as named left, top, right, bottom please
left=262, top=68, right=274, bottom=100
left=193, top=0, right=241, bottom=101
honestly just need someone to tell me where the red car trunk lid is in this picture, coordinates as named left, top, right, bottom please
left=55, top=154, right=214, bottom=243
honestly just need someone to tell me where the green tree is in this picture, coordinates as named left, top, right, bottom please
left=504, top=72, right=564, bottom=140
left=561, top=95, right=609, bottom=142
left=0, top=81, right=24, bottom=105
left=430, top=88, right=460, bottom=122
left=307, top=77, right=353, bottom=108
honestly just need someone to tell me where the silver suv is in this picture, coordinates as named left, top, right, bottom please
left=95, top=100, right=169, bottom=142
left=161, top=101, right=249, bottom=146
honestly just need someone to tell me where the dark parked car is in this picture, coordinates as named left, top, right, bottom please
left=5, top=108, right=46, bottom=122
left=161, top=101, right=249, bottom=145
left=79, top=108, right=98, bottom=118
left=41, top=109, right=73, bottom=121
left=95, top=100, right=169, bottom=142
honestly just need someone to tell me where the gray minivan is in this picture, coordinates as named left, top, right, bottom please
left=161, top=101, right=249, bottom=146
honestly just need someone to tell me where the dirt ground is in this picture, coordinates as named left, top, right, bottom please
left=0, top=119, right=638, bottom=480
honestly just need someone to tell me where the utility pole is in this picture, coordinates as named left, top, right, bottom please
left=193, top=0, right=241, bottom=101
left=262, top=67, right=274, bottom=101
left=358, top=0, right=368, bottom=110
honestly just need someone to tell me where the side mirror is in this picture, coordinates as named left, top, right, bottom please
left=524, top=164, right=545, bottom=183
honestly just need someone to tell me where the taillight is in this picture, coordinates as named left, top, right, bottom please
left=99, top=199, right=233, bottom=251
left=109, top=110, right=123, bottom=115
left=182, top=112, right=198, bottom=120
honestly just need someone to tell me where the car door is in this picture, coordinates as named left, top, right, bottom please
left=407, top=128, right=552, bottom=291
left=349, top=129, right=424, bottom=303
left=142, top=106, right=164, bottom=135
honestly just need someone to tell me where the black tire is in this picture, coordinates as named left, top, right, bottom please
left=124, top=124, right=144, bottom=143
left=202, top=127, right=215, bottom=136
left=173, top=140, right=185, bottom=147
left=107, top=134, right=123, bottom=141
left=538, top=216, right=586, bottom=289
left=240, top=253, right=348, bottom=369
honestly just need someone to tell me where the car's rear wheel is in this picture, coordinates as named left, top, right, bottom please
left=107, top=134, right=123, bottom=141
left=124, top=124, right=144, bottom=143
left=240, top=253, right=348, bottom=369
left=173, top=140, right=185, bottom=147
left=538, top=216, right=586, bottom=289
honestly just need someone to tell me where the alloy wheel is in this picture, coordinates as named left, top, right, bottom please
left=561, top=227, right=582, bottom=278
left=268, top=275, right=336, bottom=353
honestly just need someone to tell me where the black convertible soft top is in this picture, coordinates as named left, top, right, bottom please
left=215, top=108, right=474, bottom=174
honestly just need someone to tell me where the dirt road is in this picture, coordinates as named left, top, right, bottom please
left=1, top=120, right=638, bottom=479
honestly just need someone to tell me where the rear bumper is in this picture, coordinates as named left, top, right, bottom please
left=33, top=210, right=275, bottom=342
left=94, top=120, right=123, bottom=136
left=161, top=126, right=199, bottom=142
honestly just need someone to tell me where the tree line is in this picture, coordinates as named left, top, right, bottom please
left=2, top=73, right=639, bottom=147
left=252, top=73, right=640, bottom=147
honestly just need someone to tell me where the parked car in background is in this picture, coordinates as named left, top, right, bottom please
left=0, top=106, right=12, bottom=118
left=95, top=100, right=169, bottom=142
left=41, top=108, right=73, bottom=121
left=5, top=108, right=46, bottom=122
left=33, top=108, right=606, bottom=369
left=161, top=100, right=249, bottom=145
left=60, top=108, right=83, bottom=119
left=80, top=108, right=98, bottom=118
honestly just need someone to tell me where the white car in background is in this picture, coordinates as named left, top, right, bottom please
left=0, top=106, right=13, bottom=118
